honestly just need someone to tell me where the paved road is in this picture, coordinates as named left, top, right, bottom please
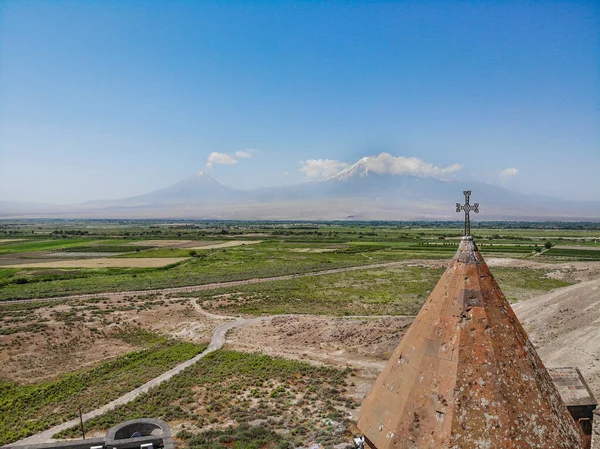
left=1, top=261, right=417, bottom=305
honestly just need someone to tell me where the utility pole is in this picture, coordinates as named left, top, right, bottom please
left=79, top=406, right=85, bottom=439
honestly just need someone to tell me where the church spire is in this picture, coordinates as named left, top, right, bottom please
left=357, top=195, right=582, bottom=448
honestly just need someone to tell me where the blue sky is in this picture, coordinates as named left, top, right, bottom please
left=1, top=1, right=598, bottom=203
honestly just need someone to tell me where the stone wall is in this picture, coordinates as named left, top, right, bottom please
left=592, top=408, right=600, bottom=449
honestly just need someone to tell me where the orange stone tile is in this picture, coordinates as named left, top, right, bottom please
left=357, top=236, right=583, bottom=449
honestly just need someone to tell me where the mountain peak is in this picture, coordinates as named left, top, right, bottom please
left=191, top=171, right=225, bottom=186
left=327, top=156, right=373, bottom=181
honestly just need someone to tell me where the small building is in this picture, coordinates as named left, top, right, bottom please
left=5, top=419, right=173, bottom=449
left=548, top=367, right=598, bottom=449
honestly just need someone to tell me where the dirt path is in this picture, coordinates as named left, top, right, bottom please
left=10, top=312, right=271, bottom=446
left=0, top=261, right=434, bottom=305
left=5, top=258, right=600, bottom=306
left=10, top=302, right=416, bottom=446
left=8, top=260, right=600, bottom=445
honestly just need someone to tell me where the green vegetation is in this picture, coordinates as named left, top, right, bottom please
left=0, top=238, right=96, bottom=255
left=56, top=350, right=354, bottom=447
left=542, top=247, right=600, bottom=261
left=186, top=265, right=575, bottom=315
left=0, top=339, right=207, bottom=445
left=0, top=243, right=410, bottom=301
left=117, top=247, right=197, bottom=258
left=181, top=424, right=289, bottom=449
left=0, top=221, right=597, bottom=301
left=190, top=265, right=445, bottom=316
left=58, top=245, right=154, bottom=253
left=492, top=267, right=574, bottom=303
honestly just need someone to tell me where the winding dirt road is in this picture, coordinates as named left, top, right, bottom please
left=10, top=301, right=416, bottom=446
left=2, top=261, right=430, bottom=305
left=10, top=311, right=271, bottom=446
left=8, top=258, right=600, bottom=446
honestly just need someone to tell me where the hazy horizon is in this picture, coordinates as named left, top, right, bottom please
left=1, top=1, right=599, bottom=204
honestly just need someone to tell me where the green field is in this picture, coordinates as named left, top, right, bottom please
left=55, top=350, right=354, bottom=448
left=1, top=220, right=598, bottom=301
left=0, top=337, right=207, bottom=445
left=0, top=238, right=98, bottom=255
left=0, top=242, right=436, bottom=301
left=0, top=220, right=596, bottom=446
left=185, top=265, right=573, bottom=316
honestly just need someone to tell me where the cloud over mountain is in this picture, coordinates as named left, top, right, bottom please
left=206, top=150, right=255, bottom=168
left=299, top=159, right=349, bottom=178
left=300, top=153, right=461, bottom=181
left=206, top=152, right=237, bottom=168
left=355, top=153, right=462, bottom=179
left=500, top=167, right=519, bottom=179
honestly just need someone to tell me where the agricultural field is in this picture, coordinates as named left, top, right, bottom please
left=1, top=257, right=187, bottom=269
left=1, top=220, right=599, bottom=301
left=184, top=264, right=576, bottom=316
left=1, top=219, right=599, bottom=447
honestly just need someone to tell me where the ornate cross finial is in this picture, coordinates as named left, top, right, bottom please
left=456, top=191, right=479, bottom=236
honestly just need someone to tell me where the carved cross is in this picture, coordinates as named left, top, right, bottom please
left=456, top=191, right=479, bottom=236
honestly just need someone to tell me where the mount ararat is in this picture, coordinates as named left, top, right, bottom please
left=2, top=156, right=599, bottom=220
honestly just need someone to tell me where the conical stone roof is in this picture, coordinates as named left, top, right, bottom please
left=357, top=236, right=582, bottom=449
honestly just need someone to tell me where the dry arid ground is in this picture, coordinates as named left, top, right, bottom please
left=0, top=296, right=214, bottom=383
left=486, top=257, right=600, bottom=282
left=513, top=278, right=600, bottom=397
left=0, top=257, right=187, bottom=269
left=3, top=257, right=599, bottom=385
left=289, top=248, right=339, bottom=253
left=226, top=259, right=600, bottom=407
left=2, top=256, right=600, bottom=444
left=123, top=239, right=194, bottom=246
left=189, top=240, right=263, bottom=250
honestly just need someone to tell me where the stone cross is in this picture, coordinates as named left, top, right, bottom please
left=456, top=190, right=479, bottom=236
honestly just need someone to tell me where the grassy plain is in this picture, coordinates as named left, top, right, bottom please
left=0, top=337, right=207, bottom=445
left=56, top=350, right=354, bottom=448
left=0, top=243, right=415, bottom=300
left=0, top=220, right=598, bottom=300
left=0, top=220, right=598, bottom=447
left=187, top=265, right=574, bottom=316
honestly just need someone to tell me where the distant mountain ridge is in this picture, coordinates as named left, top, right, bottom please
left=2, top=156, right=599, bottom=220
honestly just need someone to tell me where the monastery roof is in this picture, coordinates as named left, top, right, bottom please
left=357, top=236, right=583, bottom=449
left=548, top=367, right=598, bottom=407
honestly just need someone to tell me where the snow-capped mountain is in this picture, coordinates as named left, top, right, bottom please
left=3, top=156, right=599, bottom=220
left=327, top=157, right=373, bottom=181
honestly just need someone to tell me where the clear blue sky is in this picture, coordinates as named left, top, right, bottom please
left=1, top=1, right=598, bottom=203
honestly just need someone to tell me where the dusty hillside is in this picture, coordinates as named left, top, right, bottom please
left=513, top=278, right=600, bottom=398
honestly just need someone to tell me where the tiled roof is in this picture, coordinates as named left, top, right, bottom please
left=548, top=367, right=598, bottom=407
left=357, top=236, right=582, bottom=449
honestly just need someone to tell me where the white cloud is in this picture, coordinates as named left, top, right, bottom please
left=206, top=152, right=237, bottom=169
left=299, top=159, right=349, bottom=179
left=283, top=171, right=289, bottom=176
left=359, top=153, right=462, bottom=178
left=235, top=150, right=253, bottom=159
left=499, top=167, right=519, bottom=179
